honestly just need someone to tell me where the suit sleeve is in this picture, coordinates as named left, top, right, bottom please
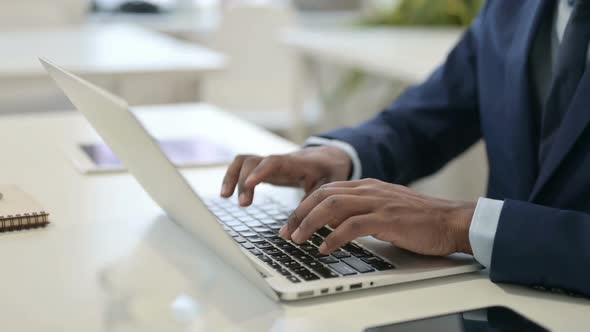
left=317, top=12, right=487, bottom=185
left=491, top=200, right=590, bottom=296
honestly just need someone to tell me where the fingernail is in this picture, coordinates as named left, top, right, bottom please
left=220, top=184, right=228, bottom=196
left=239, top=193, right=247, bottom=205
left=319, top=243, right=328, bottom=253
left=291, top=229, right=301, bottom=243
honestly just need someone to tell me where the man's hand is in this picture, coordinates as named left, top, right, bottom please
left=220, top=146, right=352, bottom=206
left=280, top=178, right=475, bottom=257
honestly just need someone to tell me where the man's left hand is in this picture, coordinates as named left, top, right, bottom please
left=279, top=178, right=475, bottom=256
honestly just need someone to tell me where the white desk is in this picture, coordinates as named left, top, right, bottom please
left=0, top=104, right=587, bottom=331
left=0, top=25, right=226, bottom=111
left=281, top=27, right=462, bottom=83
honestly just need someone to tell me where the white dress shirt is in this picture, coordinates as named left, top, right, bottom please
left=305, top=0, right=581, bottom=268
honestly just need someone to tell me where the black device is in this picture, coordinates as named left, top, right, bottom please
left=364, top=306, right=549, bottom=332
left=117, top=0, right=161, bottom=14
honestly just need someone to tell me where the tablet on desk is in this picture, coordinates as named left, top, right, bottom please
left=68, top=137, right=235, bottom=174
left=364, top=306, right=549, bottom=332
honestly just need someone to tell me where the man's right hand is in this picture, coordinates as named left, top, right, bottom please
left=220, top=146, right=352, bottom=206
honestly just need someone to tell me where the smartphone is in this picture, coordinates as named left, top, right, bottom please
left=67, top=137, right=235, bottom=174
left=364, top=306, right=549, bottom=332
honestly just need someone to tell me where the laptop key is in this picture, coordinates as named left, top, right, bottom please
left=277, top=242, right=295, bottom=251
left=244, top=220, right=261, bottom=227
left=318, top=256, right=339, bottom=264
left=343, top=243, right=362, bottom=251
left=248, top=236, right=265, bottom=243
left=227, top=230, right=239, bottom=237
left=240, top=217, right=256, bottom=223
left=308, top=249, right=328, bottom=258
left=316, top=227, right=332, bottom=237
left=304, top=261, right=322, bottom=269
left=252, top=213, right=268, bottom=219
left=260, top=218, right=280, bottom=228
left=341, top=257, right=374, bottom=273
left=260, top=232, right=277, bottom=238
left=268, top=262, right=282, bottom=270
left=286, top=276, right=301, bottom=283
left=234, top=236, right=247, bottom=243
left=300, top=244, right=317, bottom=252
left=277, top=268, right=292, bottom=276
left=270, top=238, right=286, bottom=245
left=254, top=241, right=273, bottom=249
left=299, top=272, right=320, bottom=281
left=310, top=235, right=323, bottom=246
left=240, top=231, right=257, bottom=237
left=224, top=220, right=243, bottom=227
left=332, top=251, right=351, bottom=259
left=313, top=267, right=339, bottom=278
left=267, top=223, right=282, bottom=230
left=328, top=262, right=358, bottom=276
left=258, top=255, right=272, bottom=263
left=241, top=242, right=255, bottom=250
left=274, top=254, right=291, bottom=261
left=284, top=248, right=305, bottom=256
left=282, top=260, right=301, bottom=269
left=360, top=256, right=383, bottom=264
left=252, top=226, right=268, bottom=233
left=372, top=262, right=395, bottom=271
left=351, top=250, right=373, bottom=258
left=264, top=248, right=282, bottom=256
left=293, top=254, right=315, bottom=263
left=249, top=249, right=263, bottom=256
left=232, top=225, right=249, bottom=232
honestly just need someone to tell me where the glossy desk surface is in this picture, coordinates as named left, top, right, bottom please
left=0, top=104, right=587, bottom=331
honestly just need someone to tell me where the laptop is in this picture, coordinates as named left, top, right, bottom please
left=41, top=58, right=482, bottom=301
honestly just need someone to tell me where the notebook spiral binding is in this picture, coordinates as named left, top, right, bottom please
left=0, top=212, right=50, bottom=232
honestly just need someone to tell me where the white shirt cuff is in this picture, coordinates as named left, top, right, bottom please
left=469, top=197, right=504, bottom=268
left=304, top=137, right=362, bottom=180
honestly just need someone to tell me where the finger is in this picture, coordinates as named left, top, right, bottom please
left=321, top=179, right=373, bottom=189
left=220, top=155, right=248, bottom=197
left=280, top=186, right=360, bottom=240
left=237, top=157, right=262, bottom=206
left=243, top=155, right=284, bottom=189
left=291, top=195, right=375, bottom=244
left=319, top=215, right=381, bottom=254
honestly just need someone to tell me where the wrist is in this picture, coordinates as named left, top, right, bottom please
left=448, top=202, right=476, bottom=255
left=308, top=145, right=352, bottom=181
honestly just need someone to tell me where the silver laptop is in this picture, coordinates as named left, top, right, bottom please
left=41, top=58, right=481, bottom=301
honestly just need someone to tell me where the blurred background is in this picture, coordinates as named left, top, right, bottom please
left=0, top=0, right=487, bottom=201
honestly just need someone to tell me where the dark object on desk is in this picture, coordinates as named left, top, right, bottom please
left=364, top=306, right=550, bottom=332
left=117, top=1, right=161, bottom=14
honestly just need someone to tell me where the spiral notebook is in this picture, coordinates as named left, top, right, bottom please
left=0, top=186, right=50, bottom=232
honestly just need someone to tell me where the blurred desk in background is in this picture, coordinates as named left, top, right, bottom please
left=0, top=103, right=587, bottom=331
left=0, top=24, right=225, bottom=113
left=281, top=27, right=462, bottom=83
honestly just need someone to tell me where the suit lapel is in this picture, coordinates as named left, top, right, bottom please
left=503, top=0, right=554, bottom=199
left=531, top=71, right=590, bottom=199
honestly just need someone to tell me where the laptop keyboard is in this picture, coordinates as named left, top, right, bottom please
left=204, top=196, right=395, bottom=283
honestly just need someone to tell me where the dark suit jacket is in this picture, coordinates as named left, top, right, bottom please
left=320, top=0, right=590, bottom=296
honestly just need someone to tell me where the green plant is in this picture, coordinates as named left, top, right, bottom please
left=364, top=0, right=485, bottom=27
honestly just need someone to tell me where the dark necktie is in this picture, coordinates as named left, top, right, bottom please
left=539, top=0, right=590, bottom=164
